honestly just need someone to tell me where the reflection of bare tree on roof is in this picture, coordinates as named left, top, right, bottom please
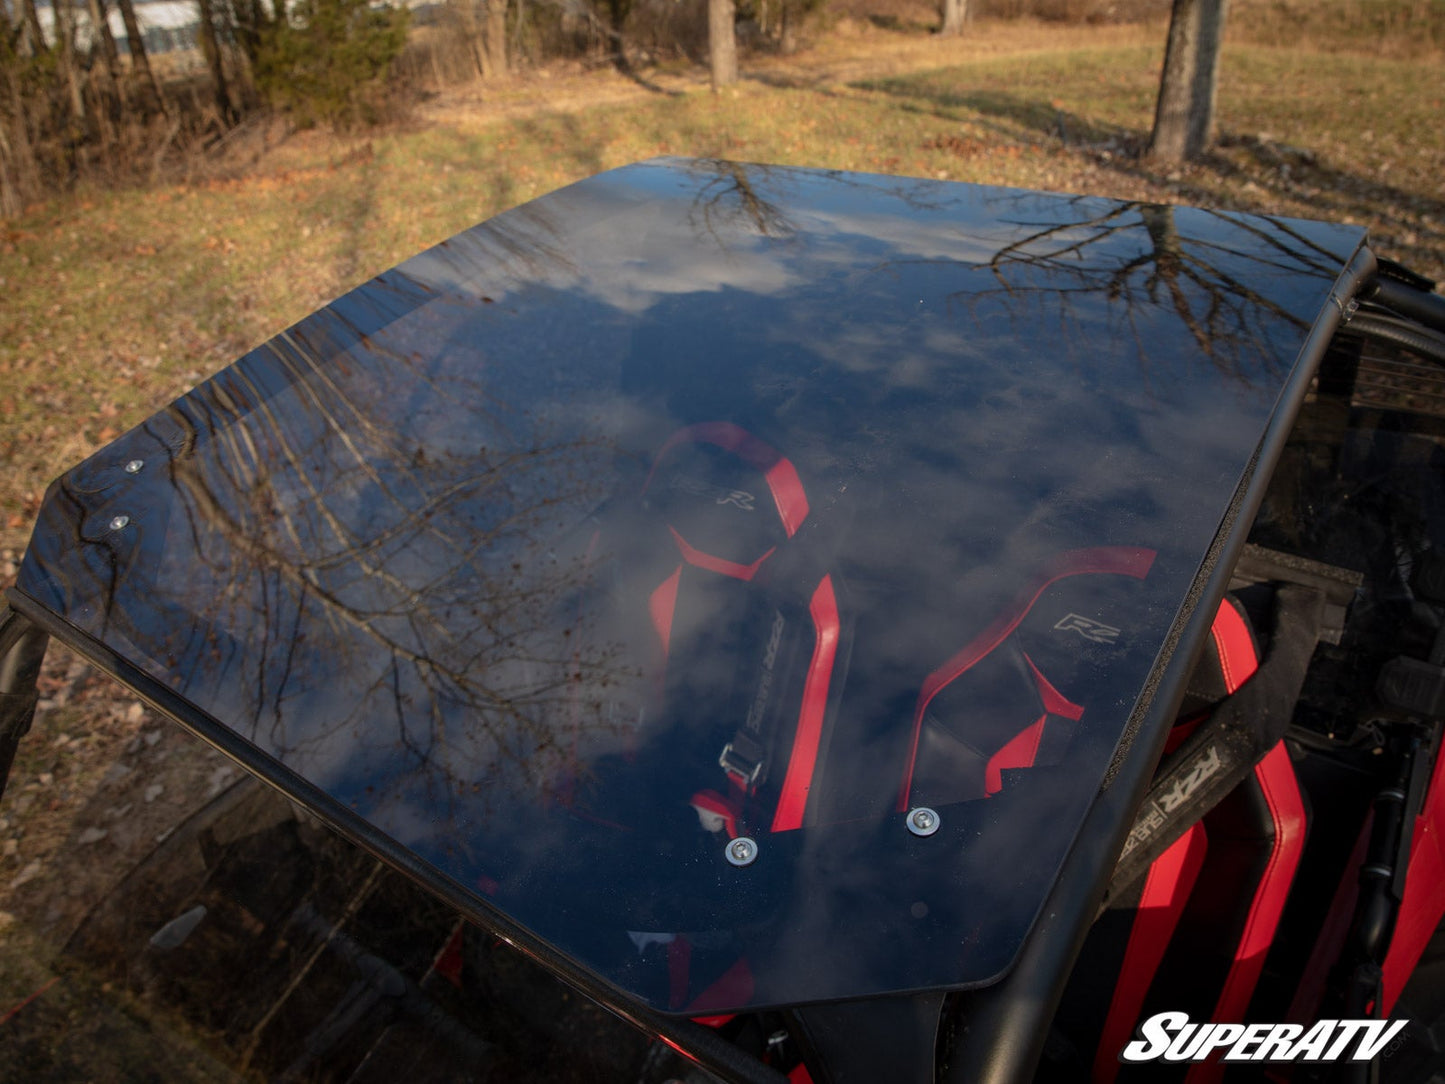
left=683, top=159, right=965, bottom=246
left=79, top=297, right=640, bottom=836
left=687, top=159, right=796, bottom=244
left=940, top=196, right=1345, bottom=377
left=410, top=200, right=579, bottom=300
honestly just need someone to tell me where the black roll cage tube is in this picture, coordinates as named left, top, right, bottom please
left=1365, top=270, right=1445, bottom=337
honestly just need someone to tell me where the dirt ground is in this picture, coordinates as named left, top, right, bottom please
left=1, top=644, right=239, bottom=940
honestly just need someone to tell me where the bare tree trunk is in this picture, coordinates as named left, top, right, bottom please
left=0, top=100, right=23, bottom=220
left=116, top=0, right=166, bottom=115
left=195, top=0, right=235, bottom=122
left=89, top=0, right=123, bottom=79
left=0, top=7, right=33, bottom=218
left=482, top=0, right=507, bottom=78
left=53, top=0, right=88, bottom=123
left=1148, top=0, right=1229, bottom=162
left=454, top=0, right=486, bottom=78
left=603, top=0, right=629, bottom=72
left=86, top=0, right=126, bottom=119
left=938, top=0, right=968, bottom=36
left=231, top=0, right=268, bottom=65
left=511, top=0, right=526, bottom=66
left=18, top=0, right=47, bottom=53
left=708, top=0, right=736, bottom=90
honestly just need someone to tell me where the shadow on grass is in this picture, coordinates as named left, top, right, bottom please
left=614, top=57, right=687, bottom=97
left=865, top=13, right=937, bottom=33
left=1214, top=135, right=1445, bottom=244
left=509, top=112, right=609, bottom=181
left=858, top=77, right=1137, bottom=148
left=855, top=73, right=1445, bottom=271
left=335, top=141, right=382, bottom=291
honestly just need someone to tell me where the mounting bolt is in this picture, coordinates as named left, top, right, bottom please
left=124, top=459, right=144, bottom=474
left=108, top=515, right=130, bottom=531
left=725, top=836, right=758, bottom=867
left=907, top=807, right=940, bottom=837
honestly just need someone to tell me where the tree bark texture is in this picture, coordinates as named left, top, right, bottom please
left=115, top=0, right=167, bottom=114
left=453, top=0, right=486, bottom=78
left=18, top=0, right=47, bottom=53
left=87, top=0, right=125, bottom=99
left=708, top=0, right=736, bottom=90
left=482, top=0, right=507, bottom=78
left=0, top=9, right=26, bottom=218
left=194, top=0, right=235, bottom=121
left=1148, top=0, right=1229, bottom=162
left=53, top=0, right=88, bottom=122
left=938, top=0, right=968, bottom=36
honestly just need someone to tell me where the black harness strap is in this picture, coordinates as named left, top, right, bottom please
left=1101, top=584, right=1326, bottom=910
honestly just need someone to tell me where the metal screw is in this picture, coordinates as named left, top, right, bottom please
left=725, top=836, right=758, bottom=867
left=907, top=807, right=940, bottom=837
left=124, top=459, right=144, bottom=474
left=108, top=515, right=130, bottom=531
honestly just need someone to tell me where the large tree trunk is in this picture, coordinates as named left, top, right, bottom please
left=482, top=0, right=507, bottom=77
left=115, top=0, right=166, bottom=115
left=1148, top=0, right=1229, bottom=163
left=194, top=0, right=235, bottom=122
left=938, top=0, right=968, bottom=36
left=708, top=0, right=736, bottom=90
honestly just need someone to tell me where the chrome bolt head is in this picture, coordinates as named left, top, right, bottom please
left=907, top=807, right=940, bottom=837
left=109, top=515, right=130, bottom=531
left=124, top=459, right=144, bottom=474
left=725, top=836, right=758, bottom=867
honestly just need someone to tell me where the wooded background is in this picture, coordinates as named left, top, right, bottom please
left=0, top=0, right=1193, bottom=215
left=3, top=0, right=1441, bottom=216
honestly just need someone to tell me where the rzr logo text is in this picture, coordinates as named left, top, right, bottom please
left=1053, top=613, right=1121, bottom=644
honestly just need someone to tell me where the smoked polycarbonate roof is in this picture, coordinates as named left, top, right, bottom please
left=16, top=159, right=1365, bottom=1011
